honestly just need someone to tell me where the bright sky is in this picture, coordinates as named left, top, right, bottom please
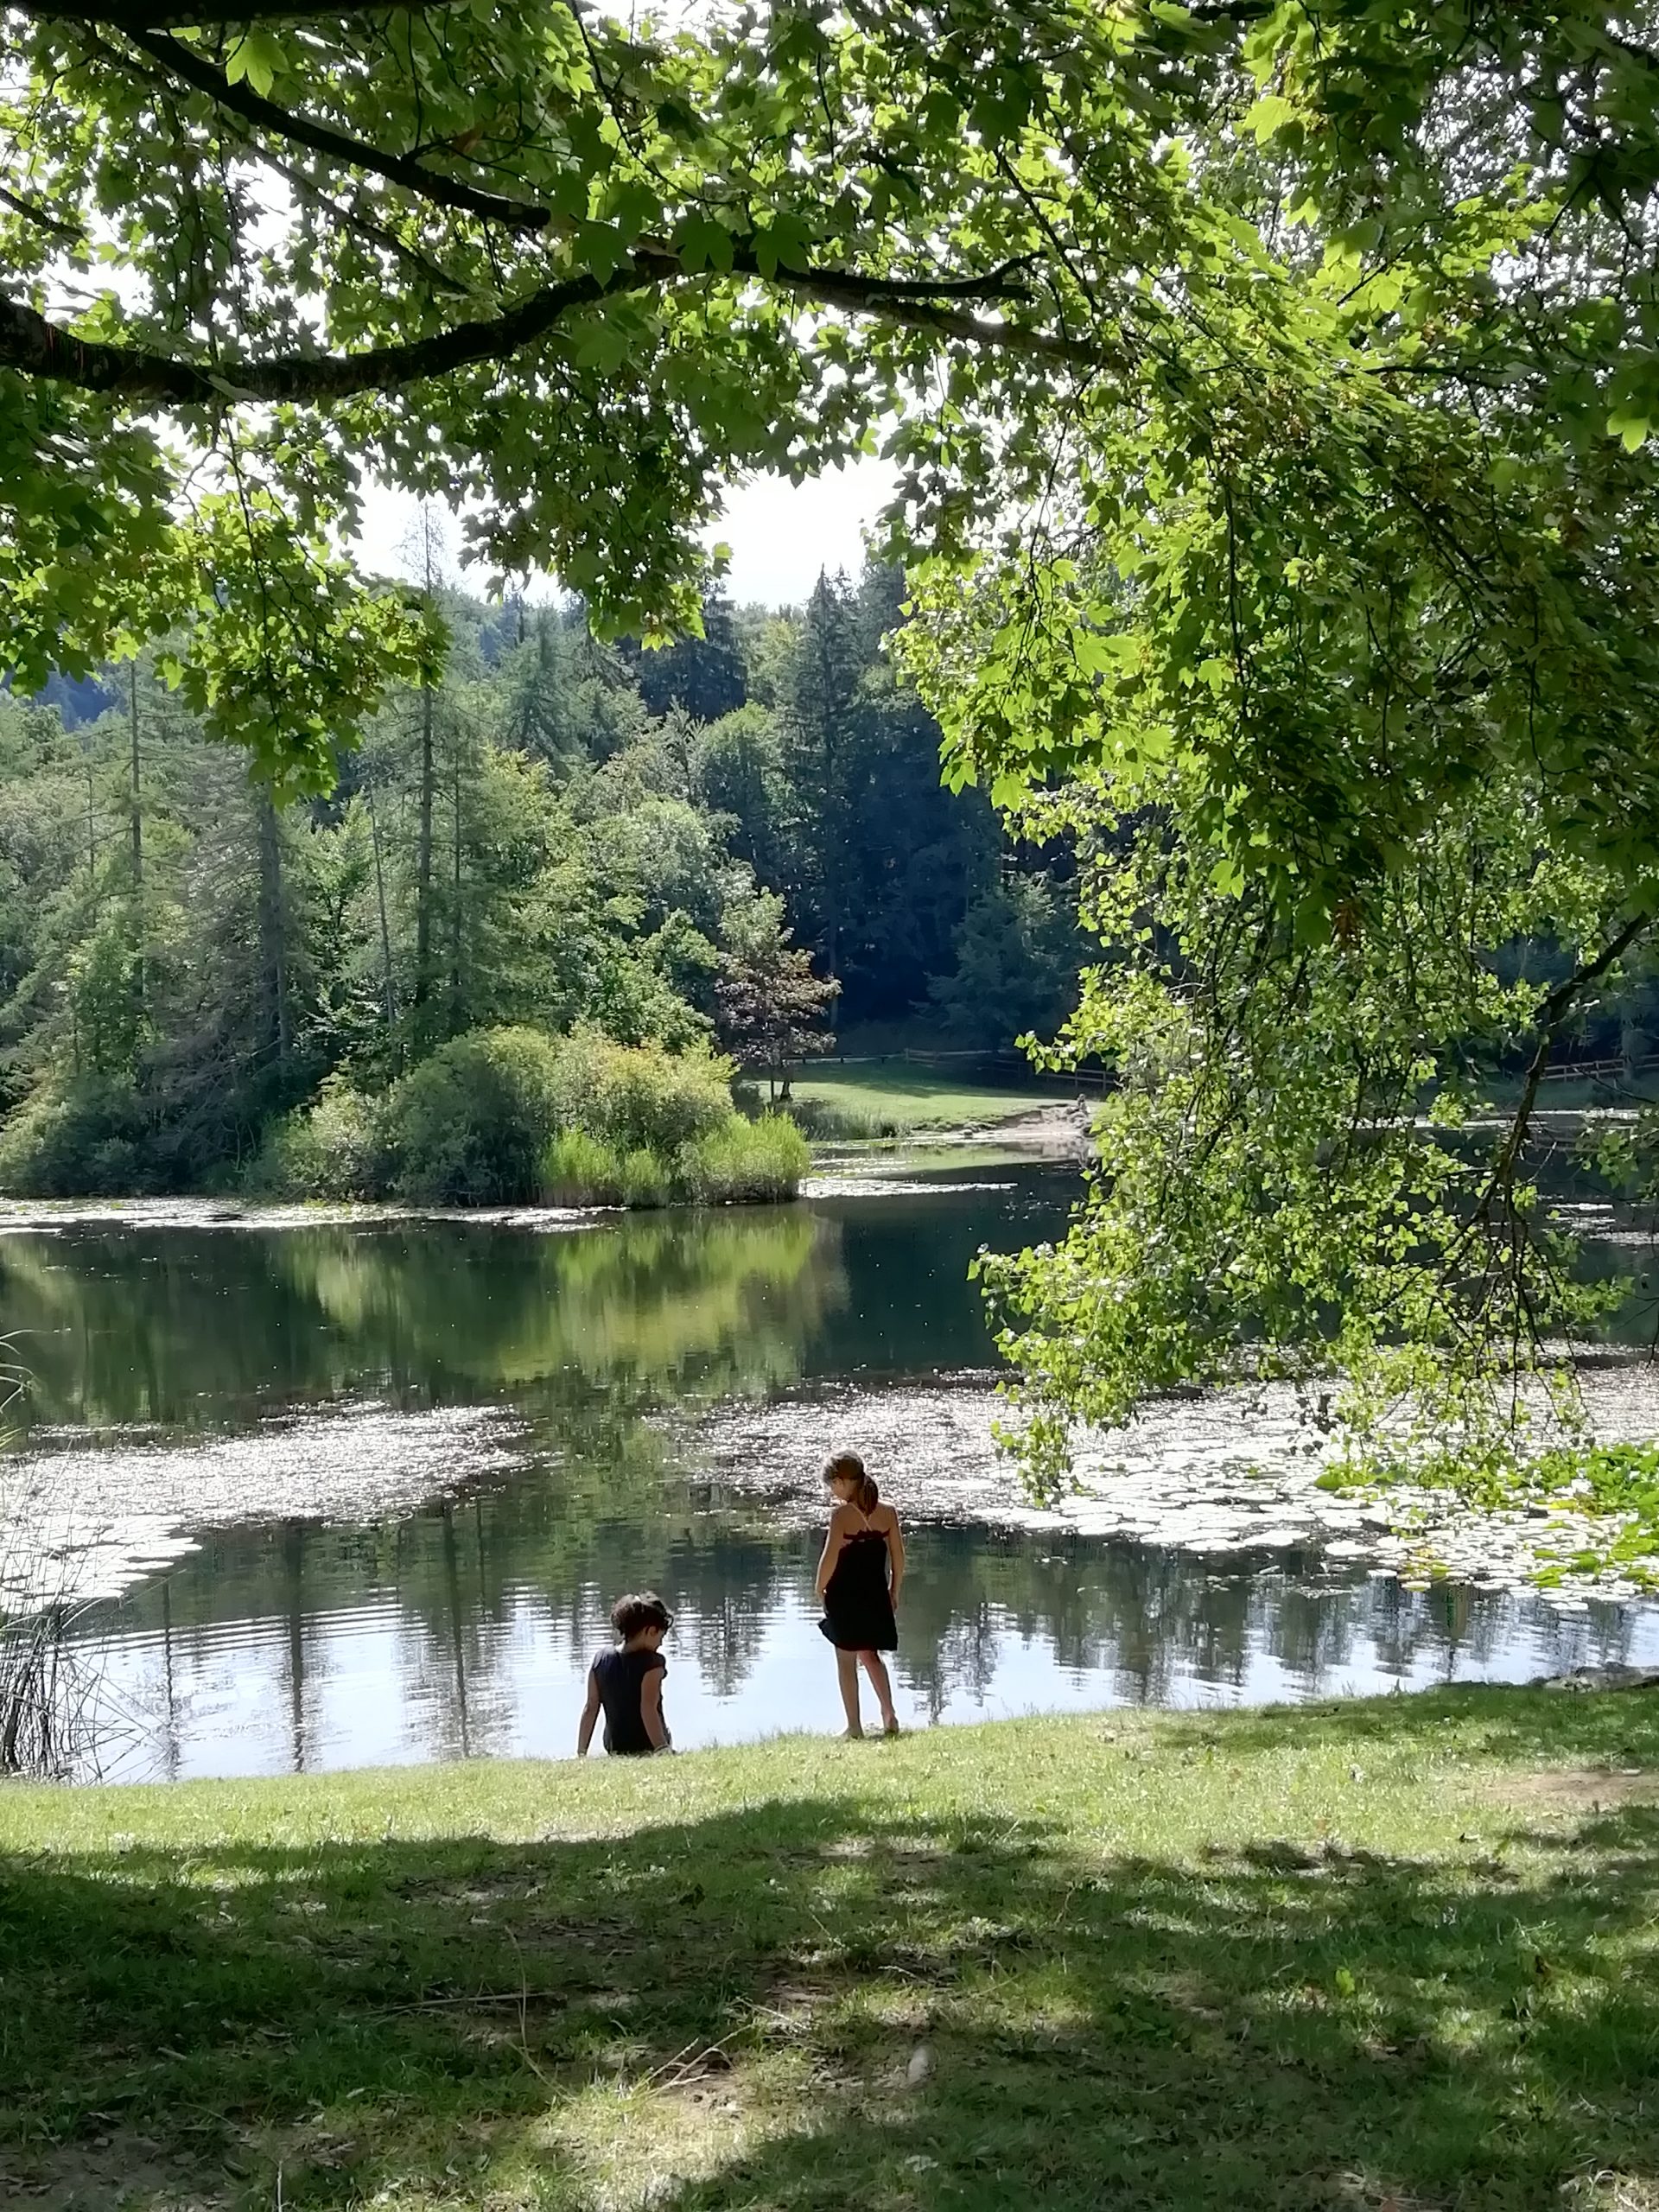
left=352, top=454, right=898, bottom=613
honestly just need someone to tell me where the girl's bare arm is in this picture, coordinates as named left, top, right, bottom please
left=640, top=1666, right=671, bottom=1751
left=575, top=1665, right=601, bottom=1756
left=815, top=1515, right=846, bottom=1597
left=886, top=1514, right=906, bottom=1605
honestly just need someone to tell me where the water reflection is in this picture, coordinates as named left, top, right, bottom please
left=3, top=1166, right=1657, bottom=1781
left=92, top=1490, right=1657, bottom=1783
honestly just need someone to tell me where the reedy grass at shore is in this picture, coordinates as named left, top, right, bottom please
left=3, top=1690, right=1658, bottom=2211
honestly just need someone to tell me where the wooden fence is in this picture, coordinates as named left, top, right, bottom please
left=747, top=1046, right=1111, bottom=1094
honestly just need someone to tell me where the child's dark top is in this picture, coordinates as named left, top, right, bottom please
left=592, top=1646, right=666, bottom=1755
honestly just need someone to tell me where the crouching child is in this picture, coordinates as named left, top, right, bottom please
left=577, top=1592, right=673, bottom=1757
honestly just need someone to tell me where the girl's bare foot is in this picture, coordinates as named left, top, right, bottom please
left=882, top=1719, right=900, bottom=1737
left=840, top=1725, right=865, bottom=1740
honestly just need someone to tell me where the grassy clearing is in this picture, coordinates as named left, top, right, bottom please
left=3, top=1690, right=1659, bottom=2211
left=779, top=1064, right=1059, bottom=1139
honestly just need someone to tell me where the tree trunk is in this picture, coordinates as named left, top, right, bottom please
left=127, top=661, right=144, bottom=1016
left=365, top=780, right=397, bottom=1046
left=414, top=679, right=435, bottom=1009
left=255, top=789, right=291, bottom=1076
left=83, top=745, right=99, bottom=917
left=448, top=744, right=462, bottom=1030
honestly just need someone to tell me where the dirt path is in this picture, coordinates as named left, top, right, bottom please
left=959, top=1099, right=1092, bottom=1157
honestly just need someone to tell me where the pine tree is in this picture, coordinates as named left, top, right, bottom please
left=930, top=875, right=1082, bottom=1052
left=781, top=570, right=862, bottom=1014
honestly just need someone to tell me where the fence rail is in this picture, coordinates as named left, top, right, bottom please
left=1536, top=1052, right=1659, bottom=1084
left=747, top=1046, right=1657, bottom=1096
left=742, top=1046, right=1111, bottom=1094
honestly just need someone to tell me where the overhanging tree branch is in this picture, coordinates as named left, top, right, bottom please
left=0, top=180, right=82, bottom=242
left=126, top=26, right=553, bottom=233
left=1475, top=910, right=1652, bottom=1226
left=0, top=264, right=651, bottom=401
left=23, top=0, right=446, bottom=27
left=0, top=246, right=1089, bottom=406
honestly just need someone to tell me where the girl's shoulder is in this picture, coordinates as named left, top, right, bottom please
left=869, top=1501, right=899, bottom=1529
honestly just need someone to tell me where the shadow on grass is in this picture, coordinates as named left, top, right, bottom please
left=4, top=1694, right=1659, bottom=2210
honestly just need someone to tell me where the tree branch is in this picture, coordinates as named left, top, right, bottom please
left=127, top=26, right=553, bottom=233
left=266, top=150, right=468, bottom=295
left=0, top=179, right=83, bottom=242
left=0, top=245, right=1091, bottom=406
left=1479, top=911, right=1652, bottom=1220
left=23, top=0, right=444, bottom=27
left=0, top=264, right=646, bottom=402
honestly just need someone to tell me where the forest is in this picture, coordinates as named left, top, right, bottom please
left=0, top=556, right=1080, bottom=1199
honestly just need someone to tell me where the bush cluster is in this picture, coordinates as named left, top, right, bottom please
left=232, top=1025, right=808, bottom=1209
left=0, top=1078, right=149, bottom=1198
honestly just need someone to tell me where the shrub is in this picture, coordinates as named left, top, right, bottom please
left=245, top=1077, right=388, bottom=1199
left=541, top=1129, right=626, bottom=1206
left=0, top=1078, right=149, bottom=1198
left=551, top=1027, right=733, bottom=1156
left=619, top=1147, right=672, bottom=1207
left=783, top=1095, right=899, bottom=1141
left=679, top=1112, right=810, bottom=1203
left=387, top=1027, right=563, bottom=1205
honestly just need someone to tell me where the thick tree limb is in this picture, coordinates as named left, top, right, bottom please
left=23, top=0, right=443, bottom=27
left=0, top=264, right=644, bottom=401
left=760, top=255, right=1093, bottom=363
left=127, top=27, right=553, bottom=233
left=0, top=245, right=1085, bottom=406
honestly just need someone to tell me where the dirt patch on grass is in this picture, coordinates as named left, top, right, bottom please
left=0, top=2130, right=222, bottom=2209
left=1491, top=1765, right=1659, bottom=1813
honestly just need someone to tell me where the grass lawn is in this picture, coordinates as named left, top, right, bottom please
left=3, top=1690, right=1659, bottom=2210
left=779, top=1063, right=1060, bottom=1137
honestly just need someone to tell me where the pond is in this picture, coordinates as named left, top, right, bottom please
left=3, top=1160, right=1659, bottom=1782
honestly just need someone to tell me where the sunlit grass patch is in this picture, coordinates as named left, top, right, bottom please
left=781, top=1063, right=1056, bottom=1138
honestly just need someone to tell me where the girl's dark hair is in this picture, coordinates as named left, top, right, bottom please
left=824, top=1452, right=879, bottom=1515
left=612, top=1591, right=673, bottom=1639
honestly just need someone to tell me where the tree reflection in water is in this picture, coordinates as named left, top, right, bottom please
left=0, top=1169, right=1652, bottom=1777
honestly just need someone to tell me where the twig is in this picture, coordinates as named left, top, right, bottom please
left=638, top=2023, right=747, bottom=2089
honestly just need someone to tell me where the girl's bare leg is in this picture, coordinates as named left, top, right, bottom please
left=860, top=1651, right=899, bottom=1733
left=836, top=1649, right=863, bottom=1736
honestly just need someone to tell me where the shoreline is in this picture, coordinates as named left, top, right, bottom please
left=0, top=1103, right=1090, bottom=1233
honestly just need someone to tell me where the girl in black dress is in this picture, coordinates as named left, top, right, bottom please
left=815, top=1452, right=906, bottom=1738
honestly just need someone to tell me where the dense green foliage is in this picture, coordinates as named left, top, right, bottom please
left=0, top=566, right=1073, bottom=1194
left=251, top=1025, right=807, bottom=1207
left=10, top=0, right=1659, bottom=1467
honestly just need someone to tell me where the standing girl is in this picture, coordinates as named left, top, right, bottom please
left=815, top=1452, right=906, bottom=1738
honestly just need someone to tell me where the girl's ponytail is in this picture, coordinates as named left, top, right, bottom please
left=824, top=1451, right=880, bottom=1514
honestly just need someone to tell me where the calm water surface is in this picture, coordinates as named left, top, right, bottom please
left=5, top=1163, right=1658, bottom=1780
